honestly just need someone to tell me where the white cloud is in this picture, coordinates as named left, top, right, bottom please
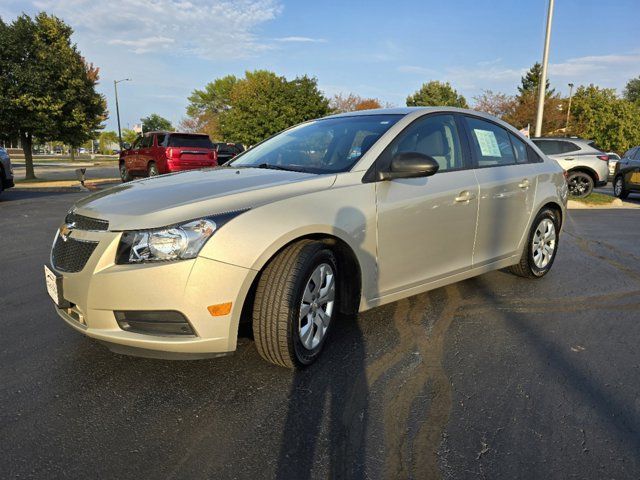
left=275, top=36, right=326, bottom=43
left=108, top=36, right=175, bottom=54
left=31, top=0, right=284, bottom=60
left=397, top=65, right=437, bottom=75
left=549, top=53, right=640, bottom=77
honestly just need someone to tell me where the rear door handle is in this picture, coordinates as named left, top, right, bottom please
left=454, top=191, right=476, bottom=203
left=518, top=179, right=530, bottom=189
left=564, top=157, right=574, bottom=161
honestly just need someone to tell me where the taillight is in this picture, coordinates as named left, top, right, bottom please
left=563, top=170, right=569, bottom=181
left=166, top=148, right=174, bottom=159
left=208, top=150, right=217, bottom=162
left=597, top=155, right=609, bottom=161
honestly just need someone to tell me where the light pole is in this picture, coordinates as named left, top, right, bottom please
left=565, top=83, right=574, bottom=133
left=534, top=0, right=555, bottom=138
left=114, top=78, right=131, bottom=149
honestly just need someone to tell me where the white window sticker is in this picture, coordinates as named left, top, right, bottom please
left=474, top=129, right=501, bottom=157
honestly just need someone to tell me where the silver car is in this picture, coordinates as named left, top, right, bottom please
left=531, top=137, right=609, bottom=197
left=0, top=147, right=15, bottom=196
left=45, top=108, right=567, bottom=368
left=607, top=152, right=621, bottom=179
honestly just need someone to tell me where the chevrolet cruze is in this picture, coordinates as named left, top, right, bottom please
left=45, top=108, right=567, bottom=368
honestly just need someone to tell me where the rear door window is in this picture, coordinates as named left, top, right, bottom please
left=168, top=134, right=214, bottom=148
left=558, top=141, right=579, bottom=153
left=532, top=140, right=560, bottom=155
left=465, top=117, right=516, bottom=167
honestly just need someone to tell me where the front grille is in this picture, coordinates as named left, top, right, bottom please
left=52, top=236, right=99, bottom=273
left=65, top=212, right=109, bottom=231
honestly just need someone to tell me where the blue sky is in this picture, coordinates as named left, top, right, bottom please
left=2, top=0, right=639, bottom=133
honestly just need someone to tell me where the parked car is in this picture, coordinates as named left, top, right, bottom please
left=214, top=142, right=245, bottom=165
left=607, top=152, right=621, bottom=179
left=119, top=131, right=218, bottom=181
left=0, top=146, right=15, bottom=196
left=45, top=108, right=567, bottom=368
left=613, top=145, right=640, bottom=199
left=531, top=137, right=609, bottom=197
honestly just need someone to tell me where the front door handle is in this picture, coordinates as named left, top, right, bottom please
left=564, top=157, right=574, bottom=161
left=518, top=179, right=530, bottom=189
left=454, top=191, right=476, bottom=203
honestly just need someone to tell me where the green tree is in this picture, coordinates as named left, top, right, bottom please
left=59, top=61, right=107, bottom=161
left=406, top=81, right=468, bottom=108
left=218, top=70, right=330, bottom=145
left=121, top=128, right=138, bottom=145
left=517, top=62, right=555, bottom=98
left=99, top=130, right=118, bottom=154
left=184, top=75, right=238, bottom=139
left=141, top=114, right=173, bottom=132
left=569, top=84, right=640, bottom=153
left=623, top=76, right=640, bottom=104
left=0, top=13, right=106, bottom=178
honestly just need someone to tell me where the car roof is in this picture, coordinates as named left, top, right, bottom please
left=532, top=137, right=593, bottom=143
left=145, top=131, right=209, bottom=136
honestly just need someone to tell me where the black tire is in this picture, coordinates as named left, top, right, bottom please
left=119, top=162, right=133, bottom=182
left=613, top=175, right=629, bottom=199
left=253, top=240, right=338, bottom=369
left=508, top=208, right=560, bottom=279
left=147, top=162, right=159, bottom=177
left=567, top=171, right=593, bottom=198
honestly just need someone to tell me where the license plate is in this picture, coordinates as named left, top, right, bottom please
left=44, top=265, right=68, bottom=308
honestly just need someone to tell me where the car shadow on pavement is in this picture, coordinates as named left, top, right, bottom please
left=276, top=207, right=373, bottom=479
left=473, top=279, right=640, bottom=458
left=0, top=189, right=76, bottom=202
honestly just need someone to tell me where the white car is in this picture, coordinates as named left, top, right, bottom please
left=46, top=108, right=567, bottom=368
left=531, top=137, right=609, bottom=197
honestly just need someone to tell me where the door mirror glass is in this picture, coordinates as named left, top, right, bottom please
left=381, top=152, right=439, bottom=180
left=122, top=142, right=131, bottom=151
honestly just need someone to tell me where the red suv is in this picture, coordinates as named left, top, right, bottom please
left=119, top=131, right=218, bottom=182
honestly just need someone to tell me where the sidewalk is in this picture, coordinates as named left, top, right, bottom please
left=13, top=178, right=120, bottom=192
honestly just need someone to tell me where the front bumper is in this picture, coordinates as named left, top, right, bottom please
left=50, top=229, right=258, bottom=358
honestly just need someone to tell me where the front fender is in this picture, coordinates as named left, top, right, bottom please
left=198, top=177, right=379, bottom=302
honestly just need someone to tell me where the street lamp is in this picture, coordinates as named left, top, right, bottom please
left=114, top=78, right=131, bottom=149
left=565, top=83, right=574, bottom=133
left=534, top=0, right=555, bottom=138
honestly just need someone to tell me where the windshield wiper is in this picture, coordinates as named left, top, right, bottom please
left=255, top=163, right=308, bottom=173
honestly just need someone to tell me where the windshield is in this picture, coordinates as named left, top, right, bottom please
left=229, top=114, right=403, bottom=174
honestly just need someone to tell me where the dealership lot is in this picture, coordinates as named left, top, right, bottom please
left=1, top=190, right=639, bottom=479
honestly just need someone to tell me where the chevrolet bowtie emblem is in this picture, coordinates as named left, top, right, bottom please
left=59, top=222, right=75, bottom=242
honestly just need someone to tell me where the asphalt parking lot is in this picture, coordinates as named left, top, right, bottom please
left=1, top=189, right=639, bottom=480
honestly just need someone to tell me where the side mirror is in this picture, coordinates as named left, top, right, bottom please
left=122, top=142, right=131, bottom=150
left=379, top=152, right=440, bottom=180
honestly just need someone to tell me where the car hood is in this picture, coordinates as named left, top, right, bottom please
left=73, top=167, right=337, bottom=230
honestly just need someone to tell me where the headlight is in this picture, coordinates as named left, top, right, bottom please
left=116, top=211, right=246, bottom=264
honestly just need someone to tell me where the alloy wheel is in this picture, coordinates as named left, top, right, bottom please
left=567, top=174, right=591, bottom=197
left=299, top=263, right=335, bottom=350
left=614, top=177, right=623, bottom=196
left=532, top=218, right=556, bottom=269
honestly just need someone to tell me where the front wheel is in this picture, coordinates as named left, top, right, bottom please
left=613, top=175, right=629, bottom=199
left=253, top=240, right=338, bottom=368
left=508, top=208, right=559, bottom=279
left=567, top=171, right=593, bottom=198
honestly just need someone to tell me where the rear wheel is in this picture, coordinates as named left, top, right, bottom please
left=614, top=175, right=629, bottom=199
left=567, top=171, right=593, bottom=198
left=147, top=162, right=159, bottom=177
left=119, top=162, right=133, bottom=182
left=508, top=208, right=559, bottom=279
left=253, top=240, right=338, bottom=369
